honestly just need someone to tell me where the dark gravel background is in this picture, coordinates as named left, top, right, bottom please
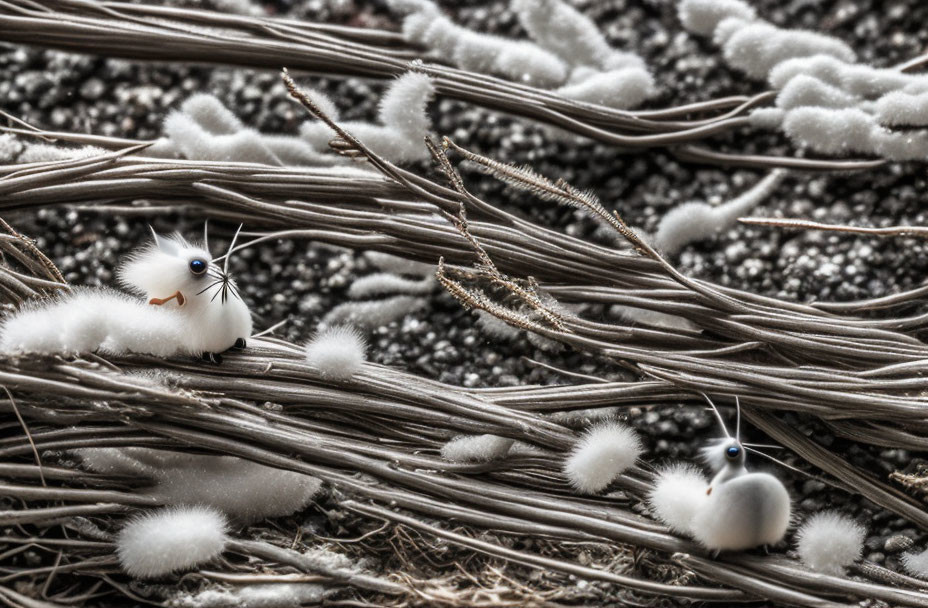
left=2, top=0, right=928, bottom=592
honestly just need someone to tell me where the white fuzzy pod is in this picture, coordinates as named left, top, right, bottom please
left=117, top=506, right=228, bottom=579
left=363, top=251, right=436, bottom=277
left=556, top=68, right=655, bottom=109
left=17, top=143, right=106, bottom=164
left=721, top=20, right=855, bottom=80
left=348, top=273, right=435, bottom=299
left=782, top=107, right=876, bottom=155
left=795, top=511, right=866, bottom=575
left=875, top=90, right=928, bottom=126
left=678, top=0, right=756, bottom=36
left=180, top=93, right=243, bottom=135
left=173, top=583, right=326, bottom=608
left=770, top=55, right=928, bottom=98
left=749, top=107, right=786, bottom=129
left=321, top=295, right=426, bottom=329
left=512, top=0, right=629, bottom=71
left=475, top=310, right=521, bottom=340
left=652, top=169, right=786, bottom=255
left=0, top=134, right=23, bottom=162
left=902, top=548, right=928, bottom=579
left=777, top=74, right=860, bottom=110
left=648, top=463, right=708, bottom=533
left=304, top=325, right=367, bottom=380
left=441, top=434, right=515, bottom=462
left=563, top=421, right=643, bottom=494
left=163, top=112, right=282, bottom=165
left=78, top=448, right=322, bottom=523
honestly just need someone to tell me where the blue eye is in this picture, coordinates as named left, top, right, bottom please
left=726, top=445, right=741, bottom=459
left=189, top=259, right=207, bottom=275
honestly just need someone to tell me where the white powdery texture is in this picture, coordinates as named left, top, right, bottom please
left=648, top=462, right=708, bottom=533
left=173, top=583, right=326, bottom=608
left=78, top=447, right=321, bottom=523
left=677, top=0, right=755, bottom=36
left=299, top=72, right=437, bottom=163
left=652, top=169, right=786, bottom=256
left=441, top=434, right=515, bottom=463
left=304, top=325, right=367, bottom=380
left=117, top=506, right=228, bottom=579
left=563, top=420, right=643, bottom=494
left=795, top=511, right=866, bottom=575
left=875, top=90, right=928, bottom=126
left=903, top=547, right=928, bottom=579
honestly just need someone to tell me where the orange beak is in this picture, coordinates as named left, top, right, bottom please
left=149, top=291, right=185, bottom=307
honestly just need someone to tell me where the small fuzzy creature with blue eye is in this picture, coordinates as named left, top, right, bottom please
left=0, top=227, right=252, bottom=363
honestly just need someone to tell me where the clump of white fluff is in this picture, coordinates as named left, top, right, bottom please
left=609, top=305, right=699, bottom=332
left=555, top=68, right=655, bottom=110
left=648, top=463, right=708, bottom=533
left=77, top=448, right=321, bottom=523
left=776, top=74, right=860, bottom=111
left=677, top=0, right=755, bottom=36
left=719, top=19, right=855, bottom=80
left=304, top=325, right=367, bottom=380
left=652, top=170, right=786, bottom=256
left=782, top=107, right=876, bottom=155
left=172, top=583, right=327, bottom=608
left=441, top=434, right=515, bottom=463
left=795, top=511, right=866, bottom=575
left=769, top=55, right=927, bottom=98
left=875, top=90, right=928, bottom=126
left=475, top=310, right=521, bottom=340
left=902, top=547, right=928, bottom=579
left=117, top=506, right=228, bottom=579
left=299, top=72, right=437, bottom=163
left=563, top=420, right=643, bottom=494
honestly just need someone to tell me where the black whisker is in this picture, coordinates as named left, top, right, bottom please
left=196, top=279, right=224, bottom=296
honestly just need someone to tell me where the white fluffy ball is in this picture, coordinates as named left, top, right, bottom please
left=305, top=325, right=367, bottom=380
left=903, top=547, right=928, bottom=579
left=677, top=0, right=756, bottom=36
left=648, top=462, right=708, bottom=533
left=117, top=506, right=228, bottom=579
left=795, top=511, right=866, bottom=575
left=563, top=421, right=643, bottom=494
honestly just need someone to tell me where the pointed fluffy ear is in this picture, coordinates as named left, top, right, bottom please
left=149, top=227, right=181, bottom=257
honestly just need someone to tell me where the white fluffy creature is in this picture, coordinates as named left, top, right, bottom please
left=77, top=447, right=321, bottom=523
left=0, top=229, right=252, bottom=360
left=117, top=505, right=229, bottom=579
left=563, top=420, right=643, bottom=494
left=304, top=325, right=368, bottom=380
left=652, top=169, right=786, bottom=256
left=688, top=396, right=791, bottom=552
left=795, top=511, right=866, bottom=575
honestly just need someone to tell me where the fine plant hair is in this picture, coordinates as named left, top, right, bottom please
left=117, top=506, right=229, bottom=579
left=795, top=511, right=866, bottom=576
left=304, top=325, right=368, bottom=380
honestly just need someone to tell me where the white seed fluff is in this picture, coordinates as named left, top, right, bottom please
left=475, top=310, right=521, bottom=341
left=441, top=434, right=516, bottom=462
left=902, top=547, right=928, bottom=579
left=677, top=0, right=756, bottom=36
left=117, top=506, right=228, bottom=579
left=776, top=74, right=860, bottom=110
left=652, top=169, right=786, bottom=256
left=795, top=511, right=866, bottom=575
left=563, top=421, right=643, bottom=494
left=347, top=273, right=436, bottom=299
left=648, top=462, right=708, bottom=533
left=304, top=325, right=367, bottom=380
left=556, top=68, right=656, bottom=110
left=875, top=90, right=928, bottom=126
left=321, top=295, right=426, bottom=329
left=782, top=106, right=877, bottom=156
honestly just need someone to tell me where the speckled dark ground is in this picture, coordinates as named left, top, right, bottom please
left=2, top=0, right=928, bottom=596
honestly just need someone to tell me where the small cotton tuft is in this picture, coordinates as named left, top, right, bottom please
left=677, top=0, right=756, bottom=36
left=347, top=273, right=435, bottom=299
left=321, top=295, right=426, bottom=329
left=902, top=547, right=928, bottom=579
left=777, top=74, right=859, bottom=110
left=563, top=421, right=643, bottom=494
left=475, top=310, right=521, bottom=340
left=304, top=325, right=367, bottom=380
left=782, top=106, right=876, bottom=155
left=795, top=511, right=866, bottom=575
left=556, top=68, right=656, bottom=109
left=648, top=462, right=708, bottom=533
left=875, top=90, right=928, bottom=126
left=721, top=21, right=855, bottom=80
left=441, top=434, right=515, bottom=462
left=117, top=506, right=228, bottom=579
